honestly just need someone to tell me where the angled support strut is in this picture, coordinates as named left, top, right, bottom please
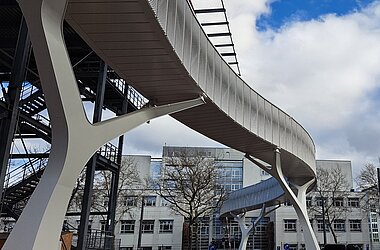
left=245, top=149, right=320, bottom=250
left=231, top=203, right=280, bottom=250
left=5, top=0, right=205, bottom=249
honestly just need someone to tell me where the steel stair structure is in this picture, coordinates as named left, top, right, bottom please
left=1, top=157, right=47, bottom=219
left=0, top=30, right=147, bottom=221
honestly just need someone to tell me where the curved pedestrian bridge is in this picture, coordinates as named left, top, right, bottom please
left=66, top=0, right=316, bottom=184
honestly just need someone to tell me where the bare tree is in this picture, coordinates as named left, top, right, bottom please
left=356, top=163, right=378, bottom=190
left=149, top=150, right=226, bottom=250
left=92, top=157, right=142, bottom=222
left=68, top=157, right=142, bottom=224
left=356, top=163, right=379, bottom=215
left=308, top=166, right=350, bottom=244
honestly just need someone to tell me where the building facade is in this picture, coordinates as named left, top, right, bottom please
left=62, top=146, right=373, bottom=250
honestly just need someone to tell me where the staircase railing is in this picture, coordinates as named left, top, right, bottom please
left=85, top=229, right=121, bottom=250
left=107, top=71, right=147, bottom=110
left=20, top=82, right=39, bottom=100
left=4, top=155, right=48, bottom=190
left=98, top=143, right=120, bottom=165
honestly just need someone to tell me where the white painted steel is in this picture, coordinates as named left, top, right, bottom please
left=246, top=151, right=319, bottom=249
left=4, top=0, right=205, bottom=249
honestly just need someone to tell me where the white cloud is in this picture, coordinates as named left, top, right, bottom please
left=223, top=1, right=380, bottom=173
left=123, top=1, right=380, bottom=175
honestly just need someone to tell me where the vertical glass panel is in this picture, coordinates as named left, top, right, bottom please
left=257, top=96, right=265, bottom=138
left=220, top=61, right=229, bottom=112
left=205, top=43, right=214, bottom=98
left=183, top=5, right=192, bottom=71
left=264, top=100, right=272, bottom=142
left=250, top=92, right=258, bottom=134
left=166, top=0, right=176, bottom=42
left=228, top=73, right=237, bottom=120
left=236, top=80, right=244, bottom=125
left=213, top=55, right=222, bottom=107
left=243, top=84, right=251, bottom=129
left=278, top=110, right=287, bottom=148
left=157, top=0, right=168, bottom=31
left=197, top=31, right=207, bottom=89
left=272, top=107, right=279, bottom=145
left=190, top=19, right=200, bottom=82
left=174, top=0, right=185, bottom=57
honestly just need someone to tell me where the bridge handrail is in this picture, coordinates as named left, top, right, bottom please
left=148, top=0, right=316, bottom=171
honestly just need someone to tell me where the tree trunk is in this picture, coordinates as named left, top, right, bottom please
left=328, top=223, right=338, bottom=243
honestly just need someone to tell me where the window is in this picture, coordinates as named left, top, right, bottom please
left=306, top=197, right=312, bottom=207
left=349, top=220, right=362, bottom=232
left=120, top=220, right=135, bottom=234
left=284, top=200, right=293, bottom=206
left=158, top=247, right=172, bottom=250
left=373, top=233, right=379, bottom=242
left=144, top=196, right=156, bottom=207
left=159, top=220, right=173, bottom=233
left=333, top=198, right=344, bottom=207
left=284, top=219, right=297, bottom=232
left=317, top=220, right=329, bottom=232
left=125, top=196, right=138, bottom=207
left=288, top=244, right=298, bottom=250
left=333, top=219, right=345, bottom=232
left=142, top=220, right=155, bottom=233
left=316, top=197, right=326, bottom=206
left=100, top=220, right=107, bottom=231
left=160, top=197, right=170, bottom=206
left=348, top=197, right=360, bottom=207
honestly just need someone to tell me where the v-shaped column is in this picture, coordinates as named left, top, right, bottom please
left=5, top=0, right=205, bottom=249
left=245, top=149, right=320, bottom=250
left=231, top=203, right=280, bottom=250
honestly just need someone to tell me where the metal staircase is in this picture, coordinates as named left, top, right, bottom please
left=1, top=157, right=47, bottom=219
left=0, top=69, right=147, bottom=220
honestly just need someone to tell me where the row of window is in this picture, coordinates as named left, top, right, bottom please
left=124, top=196, right=170, bottom=207
left=120, top=247, right=171, bottom=250
left=284, top=219, right=362, bottom=232
left=120, top=220, right=173, bottom=234
left=305, top=197, right=360, bottom=208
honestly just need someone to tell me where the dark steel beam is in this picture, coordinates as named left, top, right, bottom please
left=194, top=8, right=225, bottom=14
left=0, top=18, right=31, bottom=198
left=207, top=32, right=231, bottom=37
left=105, top=85, right=128, bottom=237
left=201, top=21, right=228, bottom=26
left=10, top=153, right=49, bottom=159
left=77, top=61, right=108, bottom=250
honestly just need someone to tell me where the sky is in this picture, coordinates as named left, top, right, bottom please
left=120, top=0, right=380, bottom=177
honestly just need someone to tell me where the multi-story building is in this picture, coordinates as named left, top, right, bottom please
left=63, top=146, right=372, bottom=250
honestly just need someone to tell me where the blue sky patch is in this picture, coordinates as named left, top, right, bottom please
left=256, top=0, right=375, bottom=30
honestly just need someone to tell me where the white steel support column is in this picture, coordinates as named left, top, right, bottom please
left=4, top=0, right=205, bottom=249
left=232, top=203, right=280, bottom=250
left=231, top=212, right=253, bottom=250
left=245, top=149, right=320, bottom=250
